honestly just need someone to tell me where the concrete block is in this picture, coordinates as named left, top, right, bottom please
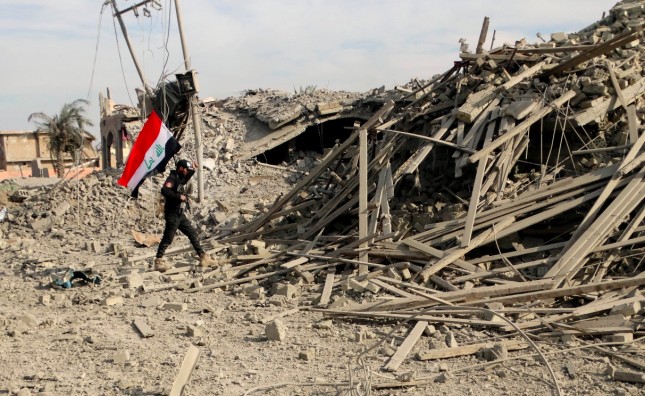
left=141, top=295, right=161, bottom=308
left=265, top=319, right=287, bottom=341
left=187, top=325, right=205, bottom=337
left=31, top=217, right=52, bottom=233
left=424, top=324, right=436, bottom=336
left=348, top=279, right=367, bottom=293
left=365, top=282, right=381, bottom=294
left=113, top=350, right=130, bottom=364
left=274, top=284, right=298, bottom=299
left=103, top=296, right=124, bottom=306
left=551, top=32, right=569, bottom=42
left=298, top=348, right=316, bottom=361
left=445, top=331, right=458, bottom=348
left=603, top=333, right=633, bottom=343
left=610, top=301, right=642, bottom=317
left=122, top=273, right=143, bottom=289
left=52, top=201, right=71, bottom=217
left=163, top=302, right=188, bottom=312
left=385, top=268, right=402, bottom=281
left=39, top=294, right=51, bottom=306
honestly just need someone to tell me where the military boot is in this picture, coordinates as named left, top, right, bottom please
left=154, top=257, right=171, bottom=272
left=199, top=253, right=217, bottom=267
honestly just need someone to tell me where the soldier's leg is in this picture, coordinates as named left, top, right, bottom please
left=177, top=214, right=204, bottom=257
left=156, top=212, right=181, bottom=258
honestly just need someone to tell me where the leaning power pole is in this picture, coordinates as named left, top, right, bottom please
left=174, top=0, right=204, bottom=203
left=109, top=0, right=205, bottom=202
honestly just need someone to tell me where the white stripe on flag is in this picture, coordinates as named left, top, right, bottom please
left=126, top=123, right=174, bottom=189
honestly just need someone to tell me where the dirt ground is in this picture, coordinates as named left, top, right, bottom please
left=0, top=163, right=642, bottom=396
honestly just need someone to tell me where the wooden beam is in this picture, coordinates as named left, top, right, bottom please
left=384, top=321, right=429, bottom=372
left=417, top=339, right=528, bottom=361
left=539, top=26, right=642, bottom=79
left=462, top=115, right=496, bottom=246
left=318, top=273, right=335, bottom=307
left=169, top=345, right=201, bottom=396
left=469, top=90, right=577, bottom=163
left=419, top=216, right=515, bottom=281
left=476, top=17, right=490, bottom=55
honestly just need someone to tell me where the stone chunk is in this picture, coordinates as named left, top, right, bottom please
left=52, top=201, right=71, bottom=217
left=265, top=319, right=287, bottom=341
left=274, top=284, right=298, bottom=299
left=163, top=302, right=188, bottom=312
left=603, top=333, right=633, bottom=343
left=39, top=294, right=51, bottom=306
left=445, top=331, right=458, bottom=348
left=141, top=295, right=161, bottom=308
left=187, top=325, right=205, bottom=337
left=550, top=32, right=569, bottom=42
left=103, top=296, right=124, bottom=306
left=31, top=217, right=52, bottom=233
left=610, top=301, right=642, bottom=317
left=113, top=350, right=130, bottom=364
left=298, top=348, right=316, bottom=361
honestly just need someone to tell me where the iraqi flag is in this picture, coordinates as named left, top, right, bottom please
left=117, top=110, right=180, bottom=198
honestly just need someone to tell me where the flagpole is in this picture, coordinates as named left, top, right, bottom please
left=174, top=0, right=204, bottom=203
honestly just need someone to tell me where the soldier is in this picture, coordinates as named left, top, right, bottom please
left=153, top=159, right=215, bottom=272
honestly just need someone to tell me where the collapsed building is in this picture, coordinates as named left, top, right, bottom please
left=1, top=0, right=645, bottom=393
left=194, top=0, right=645, bottom=362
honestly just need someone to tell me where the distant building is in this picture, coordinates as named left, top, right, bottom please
left=98, top=90, right=142, bottom=169
left=0, top=129, right=99, bottom=178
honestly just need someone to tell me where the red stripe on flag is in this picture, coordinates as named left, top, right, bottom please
left=117, top=111, right=164, bottom=187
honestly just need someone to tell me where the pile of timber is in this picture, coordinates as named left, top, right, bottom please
left=135, top=1, right=645, bottom=370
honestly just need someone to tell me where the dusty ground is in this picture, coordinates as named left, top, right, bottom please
left=0, top=163, right=642, bottom=396
left=1, top=83, right=643, bottom=395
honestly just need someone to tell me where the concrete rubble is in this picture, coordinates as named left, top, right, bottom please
left=1, top=1, right=645, bottom=395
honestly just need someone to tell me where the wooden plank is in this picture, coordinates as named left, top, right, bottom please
left=476, top=273, right=645, bottom=307
left=133, top=318, right=154, bottom=338
left=370, top=278, right=416, bottom=298
left=462, top=115, right=496, bottom=247
left=347, top=278, right=554, bottom=313
left=572, top=295, right=645, bottom=316
left=318, top=273, right=335, bottom=307
left=169, top=345, right=201, bottom=396
left=469, top=90, right=576, bottom=163
left=475, top=17, right=490, bottom=54
left=546, top=169, right=645, bottom=284
left=419, top=216, right=515, bottom=282
left=401, top=238, right=480, bottom=273
left=359, top=121, right=369, bottom=274
left=395, top=115, right=456, bottom=177
left=540, top=27, right=642, bottom=79
left=573, top=77, right=645, bottom=127
left=606, top=59, right=640, bottom=144
left=417, top=339, right=528, bottom=361
left=280, top=257, right=309, bottom=269
left=384, top=321, right=428, bottom=372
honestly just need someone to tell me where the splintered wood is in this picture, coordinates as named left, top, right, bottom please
left=144, top=1, right=645, bottom=380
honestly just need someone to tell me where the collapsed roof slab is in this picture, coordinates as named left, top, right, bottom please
left=237, top=113, right=369, bottom=161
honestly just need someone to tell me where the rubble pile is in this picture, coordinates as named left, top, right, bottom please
left=152, top=0, right=645, bottom=374
left=2, top=1, right=645, bottom=393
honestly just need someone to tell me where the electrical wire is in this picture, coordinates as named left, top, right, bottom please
left=86, top=2, right=109, bottom=101
left=110, top=6, right=136, bottom=107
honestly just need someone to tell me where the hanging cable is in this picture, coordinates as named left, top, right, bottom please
left=87, top=2, right=109, bottom=101
left=111, top=11, right=136, bottom=107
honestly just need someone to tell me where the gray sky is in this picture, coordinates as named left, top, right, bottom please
left=0, top=0, right=615, bottom=138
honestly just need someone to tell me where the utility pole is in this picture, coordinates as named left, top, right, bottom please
left=109, top=0, right=148, bottom=87
left=174, top=0, right=204, bottom=203
left=109, top=0, right=205, bottom=202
